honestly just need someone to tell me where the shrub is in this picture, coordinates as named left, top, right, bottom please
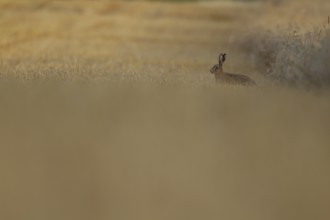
left=242, top=18, right=330, bottom=88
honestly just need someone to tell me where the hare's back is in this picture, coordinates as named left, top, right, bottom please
left=225, top=73, right=256, bottom=85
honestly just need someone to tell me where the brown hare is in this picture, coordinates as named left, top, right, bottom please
left=210, top=53, right=256, bottom=86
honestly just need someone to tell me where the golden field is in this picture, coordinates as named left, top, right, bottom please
left=1, top=1, right=330, bottom=220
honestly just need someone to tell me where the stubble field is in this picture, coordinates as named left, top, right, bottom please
left=1, top=1, right=330, bottom=220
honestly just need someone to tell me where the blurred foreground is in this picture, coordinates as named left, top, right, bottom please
left=1, top=0, right=330, bottom=220
left=1, top=83, right=330, bottom=220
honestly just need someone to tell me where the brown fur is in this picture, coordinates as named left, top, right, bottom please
left=210, top=53, right=256, bottom=86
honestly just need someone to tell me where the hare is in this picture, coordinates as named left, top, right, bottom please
left=210, top=53, right=256, bottom=86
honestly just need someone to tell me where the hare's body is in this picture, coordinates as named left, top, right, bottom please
left=214, top=69, right=256, bottom=86
left=210, top=53, right=256, bottom=86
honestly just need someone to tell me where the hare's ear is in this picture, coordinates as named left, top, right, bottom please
left=218, top=53, right=226, bottom=64
left=210, top=64, right=219, bottom=74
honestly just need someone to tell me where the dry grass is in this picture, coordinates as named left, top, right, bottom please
left=238, top=0, right=330, bottom=88
left=1, top=1, right=330, bottom=220
left=240, top=16, right=330, bottom=88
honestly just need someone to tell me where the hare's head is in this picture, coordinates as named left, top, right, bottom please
left=210, top=53, right=226, bottom=74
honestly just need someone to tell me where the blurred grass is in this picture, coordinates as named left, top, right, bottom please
left=0, top=1, right=330, bottom=220
left=1, top=82, right=330, bottom=220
